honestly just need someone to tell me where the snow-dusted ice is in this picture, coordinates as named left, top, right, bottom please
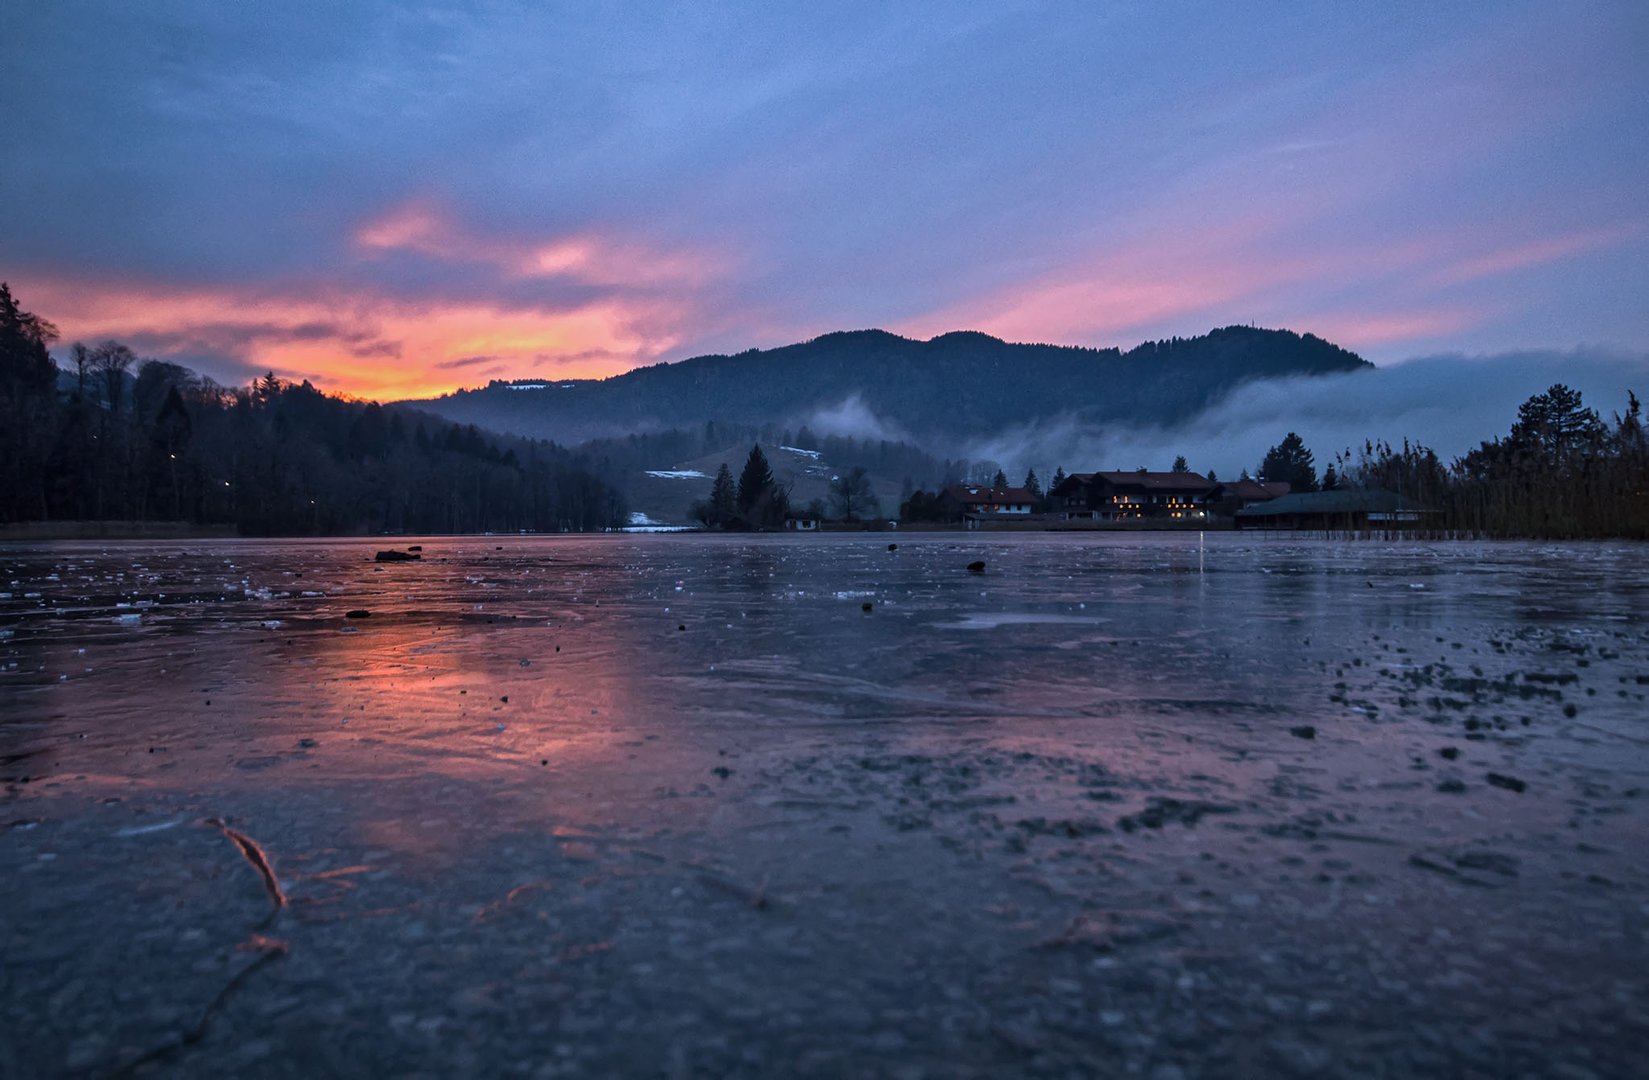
left=2, top=534, right=1646, bottom=1076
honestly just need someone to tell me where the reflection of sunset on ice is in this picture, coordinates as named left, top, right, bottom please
left=3, top=534, right=1647, bottom=1075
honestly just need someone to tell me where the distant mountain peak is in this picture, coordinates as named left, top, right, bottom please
left=414, top=324, right=1370, bottom=447
left=806, top=328, right=907, bottom=346
left=926, top=330, right=1006, bottom=347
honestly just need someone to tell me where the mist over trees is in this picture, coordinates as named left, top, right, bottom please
left=1318, top=384, right=1646, bottom=537
left=1447, top=384, right=1647, bottom=537
left=5, top=283, right=1643, bottom=539
left=0, top=284, right=624, bottom=534
left=580, top=421, right=951, bottom=495
left=419, top=325, right=1372, bottom=446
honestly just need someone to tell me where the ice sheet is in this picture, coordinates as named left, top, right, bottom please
left=2, top=533, right=1646, bottom=1076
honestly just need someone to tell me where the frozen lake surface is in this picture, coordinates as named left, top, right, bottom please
left=3, top=534, right=1647, bottom=1077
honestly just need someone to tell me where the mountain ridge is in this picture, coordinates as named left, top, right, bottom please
left=407, top=324, right=1372, bottom=448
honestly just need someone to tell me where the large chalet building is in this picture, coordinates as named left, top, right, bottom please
left=1048, top=471, right=1219, bottom=522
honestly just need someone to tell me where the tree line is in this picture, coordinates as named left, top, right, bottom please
left=0, top=283, right=625, bottom=534
left=693, top=445, right=793, bottom=529
left=1259, top=385, right=1647, bottom=538
left=577, top=421, right=954, bottom=498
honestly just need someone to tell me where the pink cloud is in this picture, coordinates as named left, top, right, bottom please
left=1423, top=222, right=1643, bottom=288
left=352, top=200, right=732, bottom=288
left=1300, top=308, right=1488, bottom=348
left=20, top=272, right=698, bottom=401
left=895, top=210, right=1452, bottom=348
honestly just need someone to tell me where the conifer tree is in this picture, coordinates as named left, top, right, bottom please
left=0, top=282, right=58, bottom=395
left=709, top=463, right=737, bottom=526
left=1508, top=384, right=1604, bottom=461
left=737, top=445, right=775, bottom=512
left=1260, top=432, right=1318, bottom=491
left=735, top=444, right=788, bottom=528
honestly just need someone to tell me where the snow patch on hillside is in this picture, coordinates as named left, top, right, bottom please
left=624, top=511, right=694, bottom=532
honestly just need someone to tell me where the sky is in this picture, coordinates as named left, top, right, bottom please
left=3, top=1, right=1647, bottom=403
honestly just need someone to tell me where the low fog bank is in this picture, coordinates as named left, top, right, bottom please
left=972, top=347, right=1649, bottom=481
left=804, top=393, right=913, bottom=444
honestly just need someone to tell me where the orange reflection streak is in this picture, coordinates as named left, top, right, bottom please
left=266, top=612, right=634, bottom=779
left=53, top=598, right=662, bottom=870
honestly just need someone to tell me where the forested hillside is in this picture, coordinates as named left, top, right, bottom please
left=414, top=325, right=1372, bottom=445
left=0, top=284, right=623, bottom=534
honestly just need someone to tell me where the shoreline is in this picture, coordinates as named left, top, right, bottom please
left=0, top=521, right=241, bottom=541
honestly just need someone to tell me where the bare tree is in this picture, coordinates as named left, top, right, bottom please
left=70, top=342, right=91, bottom=399
left=829, top=466, right=879, bottom=522
left=90, top=341, right=138, bottom=415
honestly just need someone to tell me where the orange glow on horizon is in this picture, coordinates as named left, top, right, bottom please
left=20, top=274, right=693, bottom=401
left=17, top=201, right=1632, bottom=405
left=7, top=203, right=741, bottom=401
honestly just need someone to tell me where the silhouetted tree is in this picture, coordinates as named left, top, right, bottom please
left=87, top=341, right=136, bottom=416
left=1171, top=455, right=1190, bottom=473
left=830, top=466, right=878, bottom=522
left=735, top=444, right=788, bottom=528
left=737, top=445, right=773, bottom=511
left=900, top=490, right=948, bottom=523
left=0, top=283, right=60, bottom=520
left=1450, top=385, right=1642, bottom=537
left=695, top=463, right=738, bottom=528
left=1507, top=383, right=1604, bottom=461
left=0, top=313, right=625, bottom=532
left=0, top=282, right=58, bottom=395
left=1260, top=433, right=1318, bottom=491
